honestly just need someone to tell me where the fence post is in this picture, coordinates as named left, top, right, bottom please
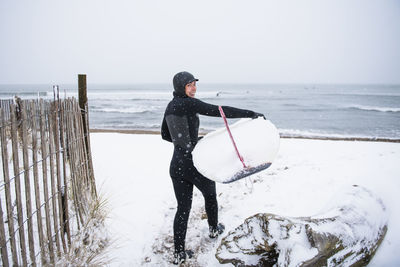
left=78, top=74, right=96, bottom=197
left=78, top=74, right=89, bottom=154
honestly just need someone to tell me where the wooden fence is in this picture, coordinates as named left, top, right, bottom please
left=0, top=96, right=97, bottom=266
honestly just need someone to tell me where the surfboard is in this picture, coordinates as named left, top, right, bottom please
left=192, top=117, right=280, bottom=183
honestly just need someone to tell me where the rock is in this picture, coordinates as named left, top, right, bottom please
left=216, top=185, right=387, bottom=267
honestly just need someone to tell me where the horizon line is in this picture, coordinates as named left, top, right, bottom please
left=1, top=82, right=400, bottom=86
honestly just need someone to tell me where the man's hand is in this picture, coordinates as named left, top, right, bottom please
left=252, top=112, right=266, bottom=119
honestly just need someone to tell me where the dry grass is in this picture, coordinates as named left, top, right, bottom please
left=54, top=193, right=111, bottom=267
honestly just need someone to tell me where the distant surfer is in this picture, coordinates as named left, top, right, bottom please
left=161, top=71, right=264, bottom=265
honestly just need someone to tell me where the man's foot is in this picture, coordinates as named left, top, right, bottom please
left=209, top=223, right=225, bottom=238
left=173, top=250, right=194, bottom=265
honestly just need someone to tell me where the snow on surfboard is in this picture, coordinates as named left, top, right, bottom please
left=193, top=115, right=280, bottom=183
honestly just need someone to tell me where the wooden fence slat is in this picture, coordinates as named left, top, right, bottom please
left=75, top=97, right=96, bottom=199
left=48, top=103, right=61, bottom=256
left=77, top=102, right=93, bottom=203
left=74, top=101, right=90, bottom=217
left=39, top=100, right=55, bottom=264
left=74, top=100, right=89, bottom=219
left=59, top=100, right=71, bottom=244
left=84, top=108, right=96, bottom=197
left=3, top=105, right=19, bottom=266
left=76, top=103, right=89, bottom=190
left=20, top=103, right=36, bottom=266
left=67, top=100, right=83, bottom=227
left=52, top=101, right=67, bottom=252
left=73, top=101, right=86, bottom=202
left=10, top=104, right=28, bottom=266
left=0, top=193, right=9, bottom=267
left=0, top=108, right=10, bottom=267
left=31, top=101, right=47, bottom=265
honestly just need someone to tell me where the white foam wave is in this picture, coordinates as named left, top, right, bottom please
left=93, top=122, right=160, bottom=129
left=91, top=106, right=157, bottom=114
left=1, top=91, right=52, bottom=99
left=87, top=91, right=171, bottom=101
left=349, top=105, right=400, bottom=113
left=278, top=128, right=389, bottom=140
left=86, top=90, right=223, bottom=101
left=6, top=89, right=233, bottom=101
left=196, top=91, right=224, bottom=98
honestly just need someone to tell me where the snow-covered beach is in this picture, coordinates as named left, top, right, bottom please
left=91, top=132, right=400, bottom=266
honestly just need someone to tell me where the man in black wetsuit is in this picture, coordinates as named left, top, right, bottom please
left=161, top=71, right=264, bottom=265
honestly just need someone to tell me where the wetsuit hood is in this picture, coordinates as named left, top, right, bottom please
left=173, top=71, right=198, bottom=97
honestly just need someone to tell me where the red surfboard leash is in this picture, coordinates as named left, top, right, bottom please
left=218, top=106, right=247, bottom=169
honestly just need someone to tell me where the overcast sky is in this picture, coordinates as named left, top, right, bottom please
left=0, top=0, right=399, bottom=84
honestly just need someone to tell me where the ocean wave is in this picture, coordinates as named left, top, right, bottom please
left=348, top=105, right=400, bottom=113
left=93, top=122, right=160, bottom=130
left=86, top=90, right=225, bottom=101
left=0, top=91, right=50, bottom=98
left=90, top=106, right=157, bottom=114
left=87, top=92, right=169, bottom=101
left=278, top=128, right=399, bottom=141
left=273, top=128, right=350, bottom=139
left=2, top=89, right=237, bottom=101
left=323, top=92, right=400, bottom=97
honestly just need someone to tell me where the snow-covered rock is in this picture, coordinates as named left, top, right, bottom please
left=216, top=185, right=387, bottom=267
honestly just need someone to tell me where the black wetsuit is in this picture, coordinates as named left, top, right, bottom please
left=161, top=92, right=256, bottom=253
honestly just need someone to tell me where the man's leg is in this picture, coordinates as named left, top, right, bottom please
left=171, top=176, right=193, bottom=253
left=190, top=171, right=218, bottom=228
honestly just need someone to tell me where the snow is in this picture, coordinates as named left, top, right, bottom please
left=91, top=133, right=400, bottom=266
left=308, top=185, right=388, bottom=246
left=268, top=220, right=319, bottom=265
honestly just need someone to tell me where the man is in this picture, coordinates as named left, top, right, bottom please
left=161, top=71, right=264, bottom=265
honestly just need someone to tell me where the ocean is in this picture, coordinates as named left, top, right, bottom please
left=1, top=83, right=399, bottom=140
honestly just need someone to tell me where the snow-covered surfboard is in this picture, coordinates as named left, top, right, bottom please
left=193, top=117, right=280, bottom=183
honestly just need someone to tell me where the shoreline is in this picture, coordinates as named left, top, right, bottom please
left=90, top=128, right=400, bottom=143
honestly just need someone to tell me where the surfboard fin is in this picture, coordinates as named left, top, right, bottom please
left=223, top=162, right=272, bottom=184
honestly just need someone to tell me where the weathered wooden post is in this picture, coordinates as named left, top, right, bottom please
left=78, top=74, right=96, bottom=197
left=78, top=74, right=89, bottom=154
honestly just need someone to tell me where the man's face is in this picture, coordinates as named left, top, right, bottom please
left=185, top=81, right=197, bottom=98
